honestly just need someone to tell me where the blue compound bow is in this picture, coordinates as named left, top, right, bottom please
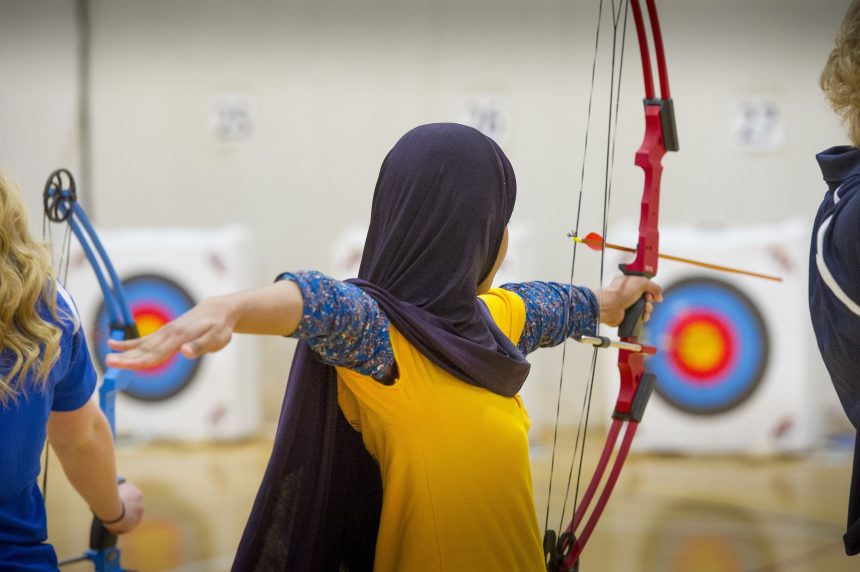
left=43, top=168, right=139, bottom=572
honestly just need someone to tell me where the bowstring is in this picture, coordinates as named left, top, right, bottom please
left=545, top=0, right=631, bottom=539
left=563, top=0, right=630, bottom=530
left=543, top=0, right=606, bottom=538
left=563, top=0, right=630, bottom=533
left=40, top=213, right=73, bottom=501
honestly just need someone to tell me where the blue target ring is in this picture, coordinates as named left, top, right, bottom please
left=93, top=274, right=201, bottom=401
left=645, top=277, right=769, bottom=415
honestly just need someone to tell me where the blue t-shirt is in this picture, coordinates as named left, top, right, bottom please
left=0, top=285, right=97, bottom=570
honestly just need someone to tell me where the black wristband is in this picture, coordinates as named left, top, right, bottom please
left=99, top=501, right=125, bottom=525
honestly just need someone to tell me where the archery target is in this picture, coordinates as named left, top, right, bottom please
left=63, top=226, right=261, bottom=441
left=646, top=277, right=769, bottom=415
left=92, top=274, right=201, bottom=401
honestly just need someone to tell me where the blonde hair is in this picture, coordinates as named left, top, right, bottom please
left=0, top=171, right=62, bottom=405
left=822, top=0, right=860, bottom=146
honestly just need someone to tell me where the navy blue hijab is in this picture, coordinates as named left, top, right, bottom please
left=232, top=124, right=530, bottom=571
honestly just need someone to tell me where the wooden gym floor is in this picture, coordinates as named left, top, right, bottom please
left=44, top=430, right=857, bottom=571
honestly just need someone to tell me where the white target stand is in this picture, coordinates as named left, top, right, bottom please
left=62, top=226, right=261, bottom=442
left=599, top=220, right=820, bottom=455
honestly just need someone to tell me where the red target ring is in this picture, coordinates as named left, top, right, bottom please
left=667, top=310, right=737, bottom=383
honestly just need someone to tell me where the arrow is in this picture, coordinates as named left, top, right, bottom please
left=571, top=232, right=783, bottom=282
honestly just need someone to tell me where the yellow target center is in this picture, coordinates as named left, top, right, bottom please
left=676, top=322, right=726, bottom=372
left=135, top=314, right=165, bottom=338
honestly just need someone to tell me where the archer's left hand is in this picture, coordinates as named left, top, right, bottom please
left=102, top=480, right=144, bottom=535
left=597, top=275, right=663, bottom=327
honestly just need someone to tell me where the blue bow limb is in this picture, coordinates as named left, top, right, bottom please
left=44, top=169, right=138, bottom=572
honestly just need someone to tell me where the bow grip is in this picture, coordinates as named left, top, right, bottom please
left=617, top=261, right=653, bottom=339
left=89, top=516, right=118, bottom=552
left=617, top=295, right=646, bottom=339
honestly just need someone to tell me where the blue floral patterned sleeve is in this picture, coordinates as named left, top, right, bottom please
left=500, top=282, right=599, bottom=354
left=276, top=272, right=599, bottom=379
left=277, top=271, right=395, bottom=381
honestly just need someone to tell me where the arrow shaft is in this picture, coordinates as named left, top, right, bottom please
left=576, top=236, right=783, bottom=282
left=656, top=251, right=782, bottom=282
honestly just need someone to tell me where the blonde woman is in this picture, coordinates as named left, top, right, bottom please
left=0, top=172, right=143, bottom=570
left=811, top=0, right=860, bottom=557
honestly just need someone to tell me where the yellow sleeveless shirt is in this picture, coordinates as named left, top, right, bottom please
left=335, top=288, right=544, bottom=571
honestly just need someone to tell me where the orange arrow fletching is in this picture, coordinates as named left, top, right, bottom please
left=582, top=232, right=604, bottom=250
left=572, top=232, right=636, bottom=254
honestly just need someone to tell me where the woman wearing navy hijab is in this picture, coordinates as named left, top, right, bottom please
left=108, top=123, right=661, bottom=570
left=812, top=0, right=860, bottom=556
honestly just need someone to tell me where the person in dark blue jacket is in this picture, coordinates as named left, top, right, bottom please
left=811, top=0, right=860, bottom=556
